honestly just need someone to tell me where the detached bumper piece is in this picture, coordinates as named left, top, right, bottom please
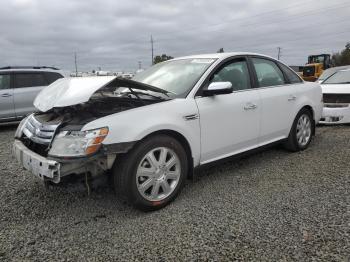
left=13, top=140, right=61, bottom=183
left=320, top=105, right=350, bottom=124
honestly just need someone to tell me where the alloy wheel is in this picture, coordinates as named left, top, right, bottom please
left=296, top=114, right=312, bottom=147
left=136, top=147, right=181, bottom=201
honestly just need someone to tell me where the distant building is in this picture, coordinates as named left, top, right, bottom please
left=96, top=70, right=113, bottom=76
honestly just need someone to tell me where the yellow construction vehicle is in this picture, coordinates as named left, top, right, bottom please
left=302, top=54, right=332, bottom=82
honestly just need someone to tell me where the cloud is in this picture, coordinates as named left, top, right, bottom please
left=0, top=0, right=349, bottom=71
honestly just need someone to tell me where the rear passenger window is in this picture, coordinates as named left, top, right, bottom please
left=0, top=74, right=10, bottom=89
left=210, top=59, right=251, bottom=91
left=251, top=58, right=285, bottom=87
left=14, top=73, right=47, bottom=88
left=44, top=72, right=63, bottom=85
left=278, top=63, right=303, bottom=84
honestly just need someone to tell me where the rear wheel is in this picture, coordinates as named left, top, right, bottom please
left=284, top=108, right=313, bottom=152
left=113, top=135, right=188, bottom=211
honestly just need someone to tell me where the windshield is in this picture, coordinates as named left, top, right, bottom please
left=133, top=58, right=216, bottom=97
left=319, top=66, right=350, bottom=81
left=322, top=70, right=350, bottom=84
left=318, top=68, right=338, bottom=81
left=310, top=56, right=324, bottom=63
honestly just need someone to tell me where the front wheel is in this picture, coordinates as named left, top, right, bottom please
left=284, top=109, right=314, bottom=152
left=113, top=135, right=188, bottom=211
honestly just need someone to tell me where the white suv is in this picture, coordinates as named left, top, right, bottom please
left=13, top=53, right=323, bottom=211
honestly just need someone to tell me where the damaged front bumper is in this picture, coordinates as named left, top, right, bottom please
left=320, top=105, right=350, bottom=124
left=13, top=140, right=61, bottom=182
left=13, top=139, right=115, bottom=183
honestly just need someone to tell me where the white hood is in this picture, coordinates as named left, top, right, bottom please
left=321, top=84, right=350, bottom=94
left=34, top=76, right=116, bottom=112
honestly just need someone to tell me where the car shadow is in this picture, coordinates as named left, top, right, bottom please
left=0, top=122, right=18, bottom=132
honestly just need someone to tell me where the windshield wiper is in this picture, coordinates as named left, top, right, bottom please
left=117, top=78, right=174, bottom=97
left=129, top=90, right=168, bottom=100
left=119, top=88, right=168, bottom=101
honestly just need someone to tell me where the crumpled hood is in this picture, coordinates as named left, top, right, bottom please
left=34, top=76, right=169, bottom=112
left=321, top=84, right=350, bottom=94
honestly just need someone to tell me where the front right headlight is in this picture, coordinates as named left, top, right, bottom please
left=48, top=127, right=109, bottom=158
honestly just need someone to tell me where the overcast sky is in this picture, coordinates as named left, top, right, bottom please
left=0, top=0, right=349, bottom=72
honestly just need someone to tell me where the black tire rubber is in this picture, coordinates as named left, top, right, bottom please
left=112, top=134, right=188, bottom=211
left=284, top=108, right=314, bottom=152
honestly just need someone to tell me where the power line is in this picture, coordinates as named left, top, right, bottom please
left=154, top=2, right=350, bottom=43
left=132, top=0, right=335, bottom=42
left=180, top=29, right=349, bottom=57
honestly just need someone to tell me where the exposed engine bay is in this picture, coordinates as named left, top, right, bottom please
left=36, top=79, right=169, bottom=130
left=43, top=95, right=161, bottom=128
left=19, top=81, right=170, bottom=158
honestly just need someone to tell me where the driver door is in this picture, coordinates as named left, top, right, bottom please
left=195, top=57, right=261, bottom=164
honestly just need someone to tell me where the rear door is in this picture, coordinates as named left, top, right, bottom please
left=248, top=57, right=300, bottom=145
left=13, top=72, right=48, bottom=118
left=0, top=73, right=15, bottom=121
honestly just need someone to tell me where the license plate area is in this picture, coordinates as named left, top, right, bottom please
left=13, top=141, right=60, bottom=182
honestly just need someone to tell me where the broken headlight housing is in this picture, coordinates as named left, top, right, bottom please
left=48, top=127, right=109, bottom=157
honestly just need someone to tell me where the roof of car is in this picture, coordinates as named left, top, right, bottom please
left=173, top=52, right=275, bottom=60
left=0, top=66, right=61, bottom=73
left=323, top=65, right=350, bottom=73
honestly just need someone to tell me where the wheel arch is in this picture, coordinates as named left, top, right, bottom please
left=140, top=129, right=194, bottom=179
left=300, top=105, right=315, bottom=135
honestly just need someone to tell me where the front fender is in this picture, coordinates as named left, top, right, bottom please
left=82, top=99, right=201, bottom=166
left=296, top=82, right=323, bottom=122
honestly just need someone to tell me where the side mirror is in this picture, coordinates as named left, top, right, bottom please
left=202, top=82, right=233, bottom=97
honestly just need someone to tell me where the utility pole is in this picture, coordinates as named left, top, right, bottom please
left=277, top=47, right=282, bottom=60
left=74, top=52, right=78, bottom=76
left=151, top=35, right=154, bottom=65
left=138, top=61, right=142, bottom=70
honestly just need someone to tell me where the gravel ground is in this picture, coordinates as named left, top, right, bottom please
left=0, top=125, right=349, bottom=261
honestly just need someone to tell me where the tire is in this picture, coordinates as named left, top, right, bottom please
left=284, top=108, right=314, bottom=152
left=113, top=134, right=188, bottom=211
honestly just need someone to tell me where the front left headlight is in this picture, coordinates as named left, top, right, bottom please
left=48, top=127, right=109, bottom=157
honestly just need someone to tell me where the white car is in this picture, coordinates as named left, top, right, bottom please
left=13, top=53, right=322, bottom=211
left=317, top=65, right=350, bottom=84
left=320, top=69, right=350, bottom=124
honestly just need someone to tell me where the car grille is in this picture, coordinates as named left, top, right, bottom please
left=303, top=66, right=315, bottom=77
left=22, top=114, right=60, bottom=145
left=323, top=94, right=350, bottom=104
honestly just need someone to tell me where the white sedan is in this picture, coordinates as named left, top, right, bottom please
left=13, top=52, right=323, bottom=211
left=320, top=69, right=350, bottom=124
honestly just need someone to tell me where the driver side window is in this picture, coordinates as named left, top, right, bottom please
left=0, top=74, right=11, bottom=90
left=211, top=59, right=251, bottom=91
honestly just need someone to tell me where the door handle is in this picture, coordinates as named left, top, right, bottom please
left=244, top=103, right=257, bottom=110
left=288, top=95, right=297, bottom=101
left=1, top=93, right=12, bottom=97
